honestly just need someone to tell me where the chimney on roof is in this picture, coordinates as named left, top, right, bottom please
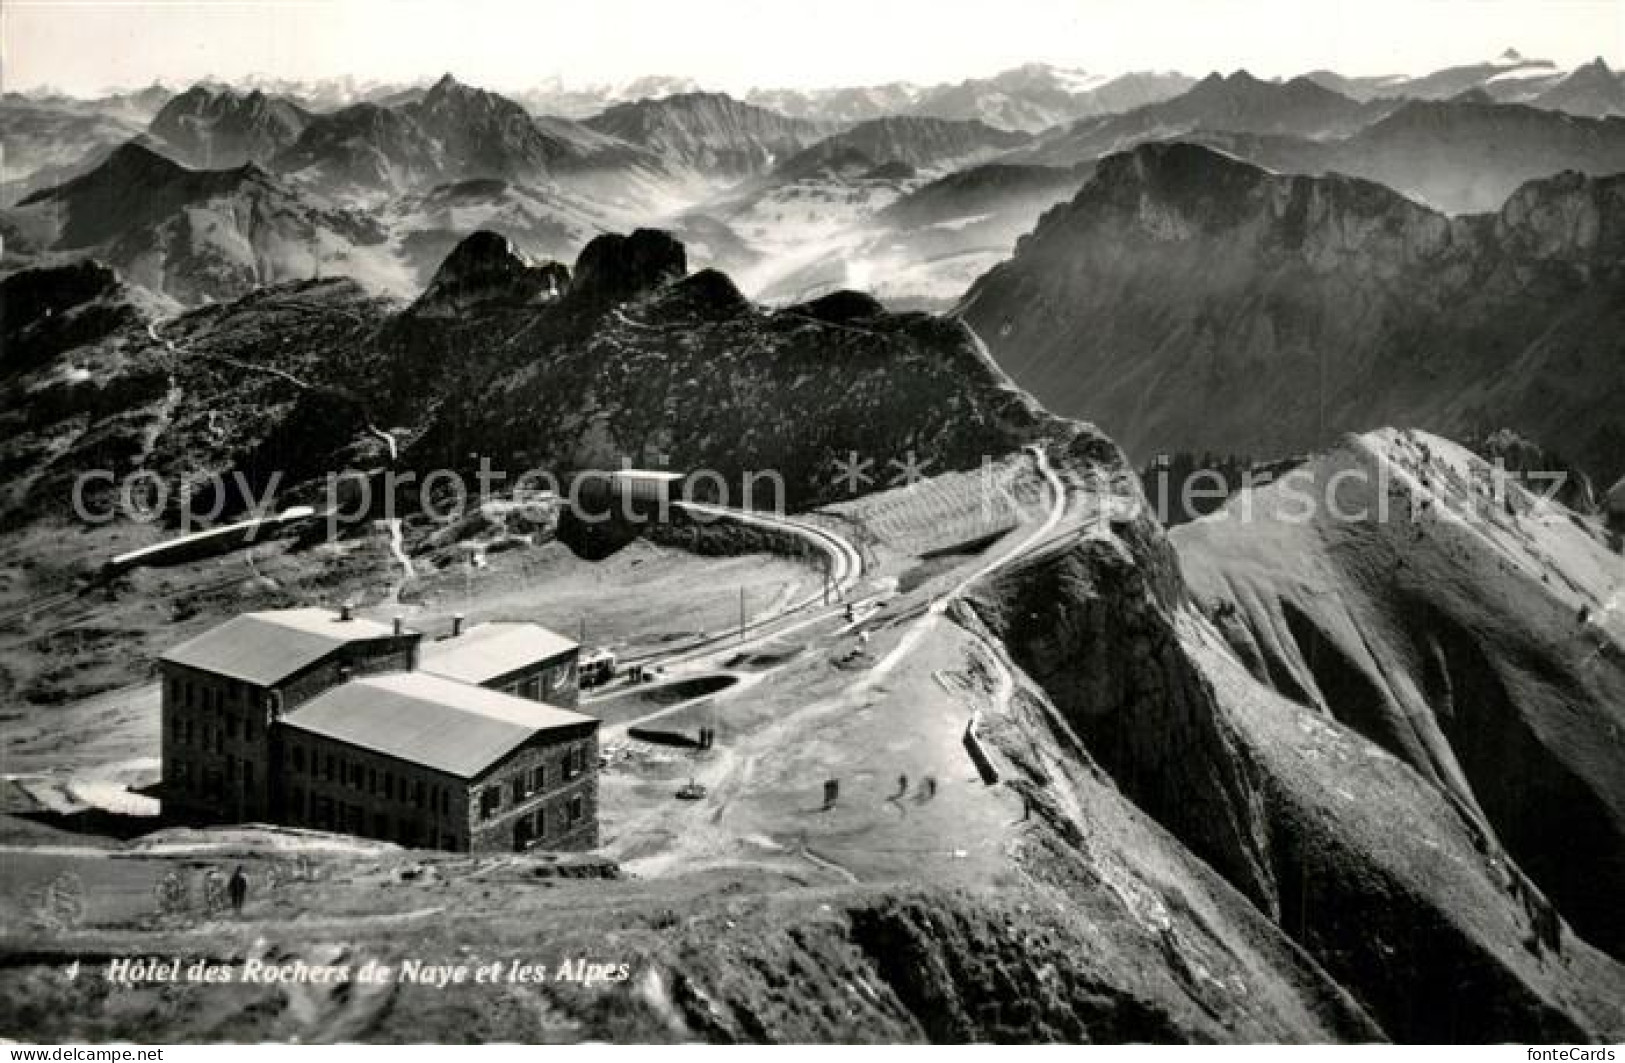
left=393, top=615, right=404, bottom=636
left=452, top=613, right=465, bottom=637
left=339, top=602, right=354, bottom=622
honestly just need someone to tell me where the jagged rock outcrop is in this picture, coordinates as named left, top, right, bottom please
left=649, top=268, right=750, bottom=319
left=408, top=230, right=567, bottom=316
left=793, top=289, right=885, bottom=323
left=566, top=228, right=687, bottom=307
left=1473, top=428, right=1596, bottom=511
left=963, top=141, right=1625, bottom=486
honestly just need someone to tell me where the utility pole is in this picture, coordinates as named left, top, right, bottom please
left=738, top=586, right=746, bottom=645
left=579, top=616, right=587, bottom=647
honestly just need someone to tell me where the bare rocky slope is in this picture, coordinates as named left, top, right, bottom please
left=1171, top=430, right=1625, bottom=959
left=962, top=141, right=1625, bottom=488
left=964, top=431, right=1625, bottom=1040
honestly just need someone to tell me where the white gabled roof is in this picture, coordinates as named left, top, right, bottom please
left=419, top=622, right=578, bottom=686
left=281, top=672, right=594, bottom=778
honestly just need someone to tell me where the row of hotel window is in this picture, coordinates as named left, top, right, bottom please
left=512, top=796, right=587, bottom=851
left=285, top=791, right=458, bottom=848
left=168, top=676, right=257, bottom=713
left=168, top=756, right=249, bottom=796
left=170, top=715, right=256, bottom=751
left=281, top=741, right=589, bottom=822
left=275, top=790, right=585, bottom=849
left=477, top=745, right=590, bottom=820
left=288, top=742, right=456, bottom=814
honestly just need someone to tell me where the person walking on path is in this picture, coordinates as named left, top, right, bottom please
left=228, top=865, right=248, bottom=914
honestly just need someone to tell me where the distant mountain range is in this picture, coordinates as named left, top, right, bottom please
left=1184, top=96, right=1625, bottom=214
left=1303, top=48, right=1566, bottom=102
left=1008, top=70, right=1393, bottom=164
left=6, top=52, right=1625, bottom=314
left=1005, top=70, right=1625, bottom=214
left=748, top=66, right=1198, bottom=132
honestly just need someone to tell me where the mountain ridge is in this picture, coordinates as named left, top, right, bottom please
left=962, top=141, right=1625, bottom=485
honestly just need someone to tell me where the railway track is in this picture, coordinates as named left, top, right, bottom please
left=607, top=502, right=865, bottom=671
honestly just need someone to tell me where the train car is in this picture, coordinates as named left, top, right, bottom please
left=579, top=648, right=618, bottom=689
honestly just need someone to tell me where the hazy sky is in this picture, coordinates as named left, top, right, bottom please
left=4, top=0, right=1622, bottom=96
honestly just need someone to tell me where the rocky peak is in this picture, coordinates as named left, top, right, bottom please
left=648, top=268, right=750, bottom=319
left=415, top=73, right=518, bottom=126
left=793, top=289, right=885, bottom=323
left=423, top=73, right=466, bottom=102
left=94, top=140, right=188, bottom=184
left=18, top=141, right=183, bottom=207
left=411, top=230, right=569, bottom=316
left=567, top=228, right=687, bottom=307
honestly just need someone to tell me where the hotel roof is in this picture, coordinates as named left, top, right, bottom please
left=419, top=622, right=578, bottom=686
left=160, top=608, right=408, bottom=686
left=280, top=672, right=595, bottom=778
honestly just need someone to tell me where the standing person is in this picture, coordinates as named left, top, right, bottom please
left=228, top=865, right=248, bottom=914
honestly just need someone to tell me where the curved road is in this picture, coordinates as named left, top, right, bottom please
left=865, top=443, right=1066, bottom=686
